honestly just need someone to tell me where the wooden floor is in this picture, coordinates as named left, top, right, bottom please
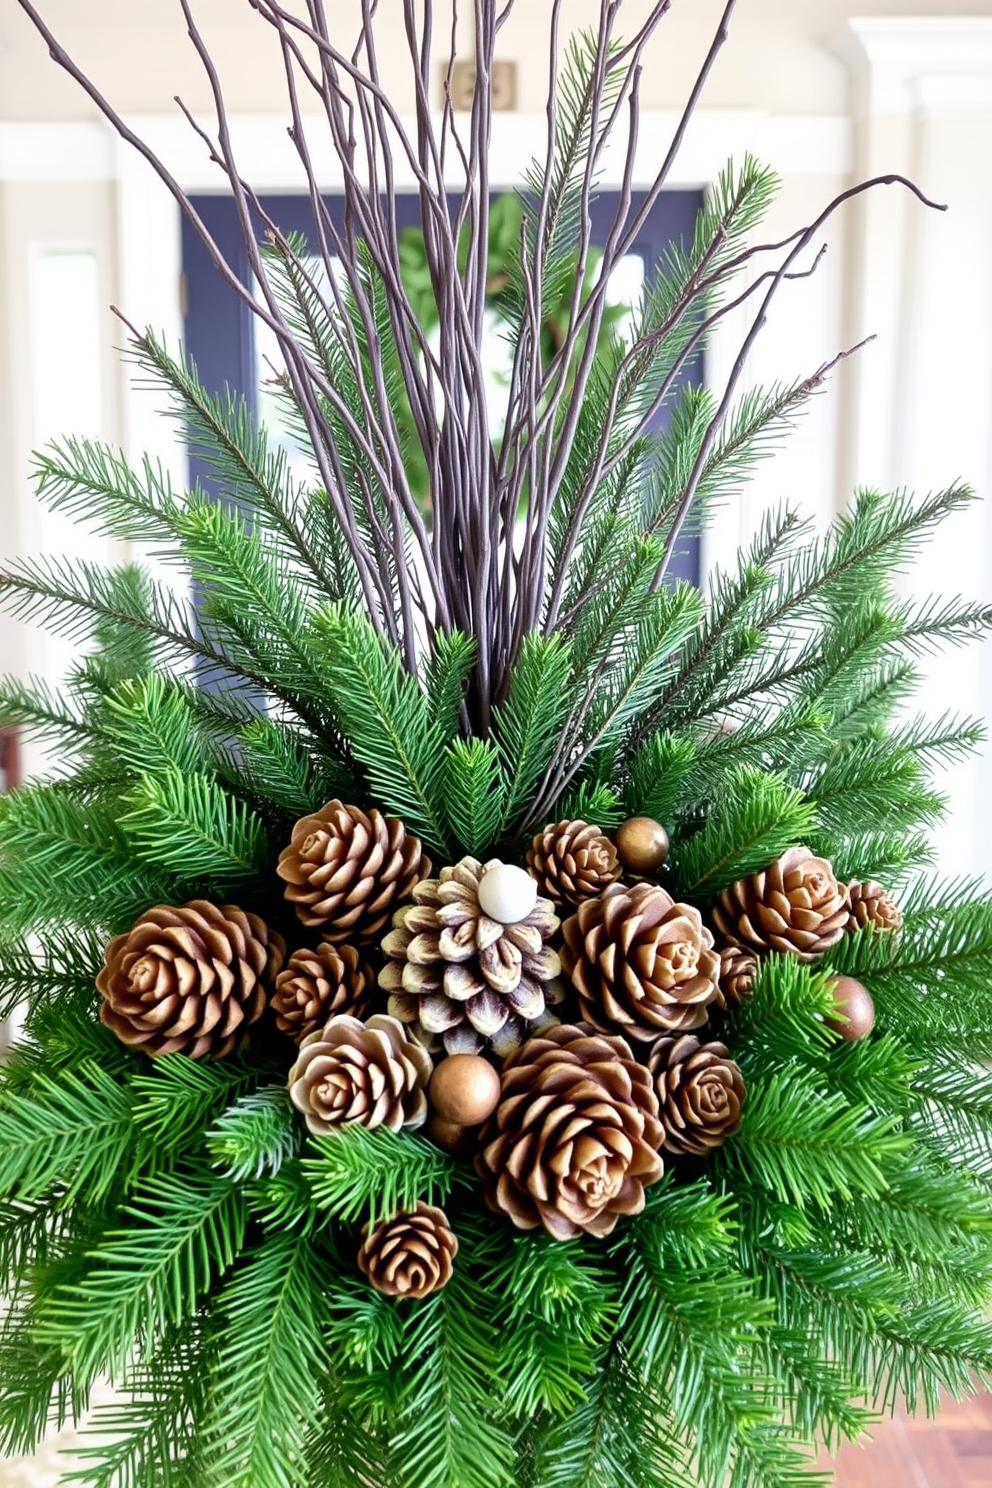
left=820, top=1394, right=992, bottom=1487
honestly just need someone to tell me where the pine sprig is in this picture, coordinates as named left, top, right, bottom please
left=303, top=1126, right=465, bottom=1226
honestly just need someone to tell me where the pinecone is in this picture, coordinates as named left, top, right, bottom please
left=712, top=846, right=849, bottom=962
left=357, top=1202, right=458, bottom=1298
left=561, top=882, right=721, bottom=1041
left=526, top=819, right=621, bottom=905
left=288, top=1013, right=432, bottom=1135
left=272, top=942, right=373, bottom=1042
left=379, top=857, right=563, bottom=1057
left=476, top=1024, right=664, bottom=1240
left=97, top=900, right=285, bottom=1060
left=276, top=800, right=429, bottom=941
left=846, top=881, right=902, bottom=936
left=648, top=1035, right=746, bottom=1156
left=718, top=946, right=757, bottom=1006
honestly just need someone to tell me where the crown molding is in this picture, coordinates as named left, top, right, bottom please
left=837, top=17, right=992, bottom=115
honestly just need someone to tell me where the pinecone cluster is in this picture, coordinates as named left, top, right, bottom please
left=94, top=793, right=899, bottom=1284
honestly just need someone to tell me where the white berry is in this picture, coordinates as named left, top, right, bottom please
left=477, top=862, right=538, bottom=925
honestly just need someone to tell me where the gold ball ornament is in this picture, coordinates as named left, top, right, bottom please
left=424, top=1111, right=476, bottom=1158
left=825, top=975, right=876, bottom=1042
left=429, top=1053, right=501, bottom=1126
left=613, top=816, right=670, bottom=875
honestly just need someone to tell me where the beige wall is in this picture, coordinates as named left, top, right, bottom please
left=2, top=0, right=992, bottom=117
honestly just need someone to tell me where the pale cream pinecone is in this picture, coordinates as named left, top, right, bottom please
left=379, top=857, right=563, bottom=1056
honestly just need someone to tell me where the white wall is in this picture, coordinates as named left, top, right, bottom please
left=0, top=2, right=989, bottom=874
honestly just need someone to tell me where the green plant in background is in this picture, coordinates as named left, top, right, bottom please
left=0, top=2, right=990, bottom=1488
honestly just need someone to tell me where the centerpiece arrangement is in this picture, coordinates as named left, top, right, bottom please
left=2, top=2, right=992, bottom=1486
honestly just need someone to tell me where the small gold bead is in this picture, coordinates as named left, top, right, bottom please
left=428, top=1053, right=501, bottom=1126
left=825, top=975, right=876, bottom=1042
left=613, top=816, right=670, bottom=875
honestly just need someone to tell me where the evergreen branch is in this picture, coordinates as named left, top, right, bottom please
left=441, top=738, right=507, bottom=858
left=207, top=1086, right=301, bottom=1182
left=390, top=1260, right=516, bottom=1488
left=312, top=604, right=452, bottom=855
left=120, top=767, right=269, bottom=886
left=0, top=1063, right=135, bottom=1206
left=0, top=926, right=105, bottom=1023
left=201, top=1229, right=336, bottom=1488
left=491, top=633, right=575, bottom=838
left=303, top=1126, right=464, bottom=1226
left=130, top=1054, right=259, bottom=1156
left=34, top=1170, right=246, bottom=1385
left=478, top=1230, right=618, bottom=1416
left=716, top=1067, right=907, bottom=1212
left=130, top=329, right=344, bottom=598
left=674, top=766, right=816, bottom=898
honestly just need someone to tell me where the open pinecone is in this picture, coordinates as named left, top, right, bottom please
left=846, top=880, right=902, bottom=936
left=561, top=883, right=721, bottom=1041
left=476, top=1024, right=664, bottom=1240
left=380, top=857, right=563, bottom=1056
left=272, top=942, right=373, bottom=1042
left=526, top=819, right=621, bottom=905
left=648, top=1035, right=746, bottom=1156
left=712, top=846, right=849, bottom=962
left=357, top=1203, right=458, bottom=1299
left=276, top=800, right=429, bottom=941
left=97, top=900, right=285, bottom=1060
left=717, top=946, right=757, bottom=1006
left=288, top=1013, right=432, bottom=1135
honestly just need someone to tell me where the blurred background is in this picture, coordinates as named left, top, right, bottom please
left=0, top=0, right=990, bottom=1479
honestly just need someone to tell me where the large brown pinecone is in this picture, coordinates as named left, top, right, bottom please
left=846, top=880, right=902, bottom=936
left=712, top=846, right=849, bottom=962
left=476, top=1024, right=664, bottom=1240
left=648, top=1035, right=746, bottom=1156
left=526, top=819, right=621, bottom=906
left=718, top=946, right=757, bottom=1006
left=288, top=1013, right=432, bottom=1135
left=357, top=1202, right=458, bottom=1298
left=272, top=942, right=373, bottom=1043
left=97, top=901, right=285, bottom=1060
left=561, top=883, right=721, bottom=1041
left=380, top=857, right=563, bottom=1057
left=276, top=800, right=429, bottom=941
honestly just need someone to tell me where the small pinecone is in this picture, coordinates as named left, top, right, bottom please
left=526, top=819, right=621, bottom=905
left=97, top=900, right=285, bottom=1060
left=648, top=1035, right=746, bottom=1156
left=846, top=881, right=903, bottom=936
left=718, top=946, right=757, bottom=1006
left=561, top=883, right=721, bottom=1041
left=288, top=1013, right=432, bottom=1135
left=712, top=846, right=849, bottom=962
left=276, top=800, right=429, bottom=941
left=380, top=857, right=563, bottom=1057
left=476, top=1024, right=664, bottom=1240
left=272, top=942, right=373, bottom=1042
left=357, top=1203, right=458, bottom=1299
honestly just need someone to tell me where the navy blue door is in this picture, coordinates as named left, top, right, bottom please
left=181, top=189, right=704, bottom=584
